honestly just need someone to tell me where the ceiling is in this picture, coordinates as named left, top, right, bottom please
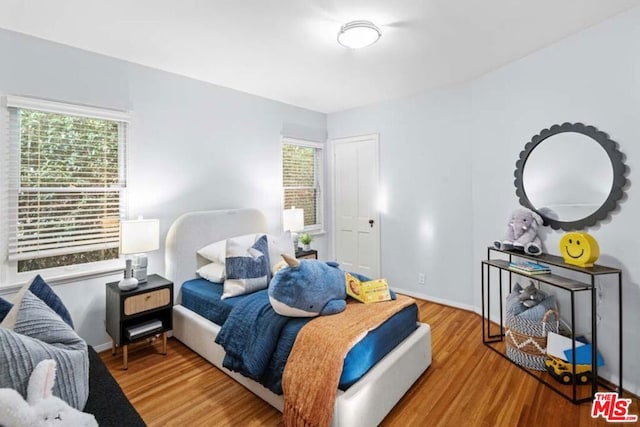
left=1, top=0, right=639, bottom=113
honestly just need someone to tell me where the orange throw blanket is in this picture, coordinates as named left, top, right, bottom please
left=282, top=294, right=417, bottom=427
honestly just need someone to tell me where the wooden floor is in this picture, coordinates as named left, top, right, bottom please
left=101, top=299, right=638, bottom=426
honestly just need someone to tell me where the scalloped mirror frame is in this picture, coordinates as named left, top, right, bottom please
left=514, top=122, right=628, bottom=231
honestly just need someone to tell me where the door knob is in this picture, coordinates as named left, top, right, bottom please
left=369, top=219, right=374, bottom=228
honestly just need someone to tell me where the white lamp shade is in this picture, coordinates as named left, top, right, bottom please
left=282, top=208, right=304, bottom=232
left=120, top=219, right=160, bottom=254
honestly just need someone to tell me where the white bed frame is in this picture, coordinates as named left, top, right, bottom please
left=165, top=208, right=432, bottom=426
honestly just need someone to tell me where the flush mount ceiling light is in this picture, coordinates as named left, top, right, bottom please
left=337, top=20, right=382, bottom=49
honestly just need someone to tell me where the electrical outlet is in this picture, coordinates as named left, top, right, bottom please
left=418, top=273, right=425, bottom=285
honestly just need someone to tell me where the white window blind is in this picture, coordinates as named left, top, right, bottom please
left=282, top=138, right=323, bottom=229
left=5, top=96, right=129, bottom=271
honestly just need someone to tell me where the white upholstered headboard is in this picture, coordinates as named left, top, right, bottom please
left=165, top=208, right=268, bottom=302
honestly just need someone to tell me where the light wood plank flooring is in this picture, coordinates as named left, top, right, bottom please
left=101, top=299, right=638, bottom=426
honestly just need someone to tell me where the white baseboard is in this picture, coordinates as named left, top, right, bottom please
left=393, top=288, right=477, bottom=312
left=93, top=342, right=112, bottom=353
left=394, top=288, right=503, bottom=332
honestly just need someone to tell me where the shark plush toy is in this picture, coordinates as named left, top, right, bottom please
left=268, top=254, right=348, bottom=317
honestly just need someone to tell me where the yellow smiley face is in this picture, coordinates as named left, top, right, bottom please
left=559, top=232, right=599, bottom=268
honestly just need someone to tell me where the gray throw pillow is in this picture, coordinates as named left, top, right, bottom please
left=0, top=291, right=89, bottom=409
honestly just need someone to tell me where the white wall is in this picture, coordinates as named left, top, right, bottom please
left=0, top=28, right=327, bottom=348
left=327, top=87, right=474, bottom=309
left=470, top=6, right=640, bottom=394
left=329, top=6, right=640, bottom=394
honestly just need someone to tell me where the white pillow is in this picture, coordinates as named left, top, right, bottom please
left=197, top=233, right=257, bottom=264
left=196, top=262, right=226, bottom=283
left=266, top=231, right=295, bottom=270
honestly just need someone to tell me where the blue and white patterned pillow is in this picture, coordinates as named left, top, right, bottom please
left=222, top=234, right=271, bottom=299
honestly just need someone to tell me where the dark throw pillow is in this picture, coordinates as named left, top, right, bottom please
left=0, top=297, right=12, bottom=322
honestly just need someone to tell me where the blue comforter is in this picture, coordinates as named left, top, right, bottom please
left=215, top=290, right=310, bottom=393
left=214, top=286, right=418, bottom=395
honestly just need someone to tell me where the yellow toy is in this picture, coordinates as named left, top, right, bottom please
left=545, top=355, right=592, bottom=385
left=559, top=232, right=599, bottom=267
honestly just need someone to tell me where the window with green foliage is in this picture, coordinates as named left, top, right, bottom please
left=4, top=96, right=129, bottom=274
left=282, top=138, right=323, bottom=229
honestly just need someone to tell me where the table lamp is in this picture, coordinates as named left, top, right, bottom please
left=282, top=207, right=304, bottom=249
left=119, top=218, right=160, bottom=290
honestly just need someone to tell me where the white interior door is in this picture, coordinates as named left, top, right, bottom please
left=332, top=134, right=380, bottom=278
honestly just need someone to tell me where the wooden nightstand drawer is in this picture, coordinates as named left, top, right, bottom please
left=124, top=288, right=170, bottom=315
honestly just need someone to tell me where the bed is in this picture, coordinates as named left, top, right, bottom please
left=165, top=208, right=432, bottom=426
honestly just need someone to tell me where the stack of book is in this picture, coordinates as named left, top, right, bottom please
left=508, top=261, right=551, bottom=275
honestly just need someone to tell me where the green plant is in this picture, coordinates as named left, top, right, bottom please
left=299, top=233, right=313, bottom=245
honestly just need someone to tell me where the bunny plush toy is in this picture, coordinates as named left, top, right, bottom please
left=0, top=359, right=97, bottom=427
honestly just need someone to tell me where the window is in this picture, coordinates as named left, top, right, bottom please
left=3, top=96, right=129, bottom=277
left=282, top=138, right=323, bottom=231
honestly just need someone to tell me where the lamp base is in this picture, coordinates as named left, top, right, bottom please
left=118, top=277, right=139, bottom=291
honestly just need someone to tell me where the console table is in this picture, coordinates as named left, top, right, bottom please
left=481, top=247, right=622, bottom=403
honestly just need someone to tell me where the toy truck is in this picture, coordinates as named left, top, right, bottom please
left=545, top=355, right=592, bottom=384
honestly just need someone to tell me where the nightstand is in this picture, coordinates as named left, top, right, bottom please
left=105, top=274, right=173, bottom=370
left=295, top=249, right=318, bottom=260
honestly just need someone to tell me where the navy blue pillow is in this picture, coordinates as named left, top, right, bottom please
left=0, top=297, right=12, bottom=322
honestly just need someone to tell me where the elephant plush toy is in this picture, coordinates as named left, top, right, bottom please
left=494, top=208, right=543, bottom=256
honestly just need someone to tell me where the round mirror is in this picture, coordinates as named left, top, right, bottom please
left=514, top=122, right=627, bottom=231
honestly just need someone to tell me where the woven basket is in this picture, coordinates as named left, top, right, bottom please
left=505, top=309, right=559, bottom=371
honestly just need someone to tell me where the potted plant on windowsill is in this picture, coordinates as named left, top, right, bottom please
left=299, top=233, right=313, bottom=251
